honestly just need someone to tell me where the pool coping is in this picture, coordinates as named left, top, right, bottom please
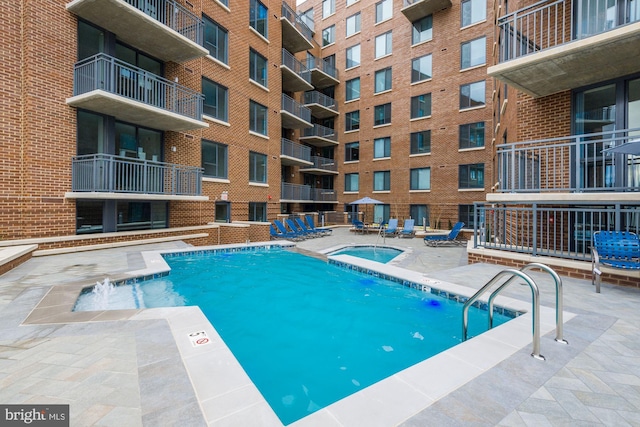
left=20, top=241, right=574, bottom=426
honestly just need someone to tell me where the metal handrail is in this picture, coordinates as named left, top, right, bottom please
left=124, top=0, right=203, bottom=45
left=300, top=156, right=338, bottom=172
left=281, top=2, right=314, bottom=42
left=281, top=49, right=311, bottom=83
left=281, top=94, right=311, bottom=124
left=303, top=91, right=337, bottom=112
left=281, top=138, right=312, bottom=163
left=306, top=57, right=339, bottom=80
left=301, top=123, right=337, bottom=142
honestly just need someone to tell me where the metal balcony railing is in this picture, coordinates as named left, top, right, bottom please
left=281, top=183, right=337, bottom=201
left=281, top=94, right=311, bottom=123
left=497, top=127, right=640, bottom=193
left=497, top=0, right=640, bottom=63
left=472, top=203, right=640, bottom=261
left=73, top=53, right=204, bottom=120
left=281, top=2, right=314, bottom=42
left=281, top=138, right=312, bottom=163
left=301, top=156, right=338, bottom=172
left=306, top=57, right=338, bottom=80
left=281, top=49, right=311, bottom=83
left=301, top=124, right=337, bottom=142
left=303, top=91, right=337, bottom=111
left=124, top=0, right=203, bottom=45
left=72, top=153, right=203, bottom=196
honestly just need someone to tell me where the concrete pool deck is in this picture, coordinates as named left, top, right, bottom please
left=0, top=229, right=639, bottom=426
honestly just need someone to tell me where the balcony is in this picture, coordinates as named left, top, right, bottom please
left=281, top=183, right=337, bottom=203
left=281, top=94, right=313, bottom=129
left=281, top=49, right=313, bottom=92
left=299, top=156, right=338, bottom=175
left=306, top=58, right=339, bottom=89
left=488, top=0, right=640, bottom=98
left=67, top=54, right=208, bottom=132
left=66, top=0, right=207, bottom=63
left=281, top=138, right=313, bottom=167
left=68, top=154, right=206, bottom=200
left=490, top=127, right=640, bottom=203
left=303, top=91, right=338, bottom=119
left=299, top=124, right=338, bottom=147
left=401, top=0, right=452, bottom=21
left=281, top=2, right=314, bottom=53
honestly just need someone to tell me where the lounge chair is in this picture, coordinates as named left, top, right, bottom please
left=352, top=219, right=366, bottom=233
left=398, top=219, right=415, bottom=238
left=274, top=219, right=305, bottom=241
left=384, top=218, right=398, bottom=237
left=424, top=222, right=465, bottom=246
left=286, top=218, right=314, bottom=239
left=592, top=231, right=640, bottom=292
left=305, top=215, right=332, bottom=236
left=294, top=217, right=324, bottom=237
left=270, top=223, right=300, bottom=241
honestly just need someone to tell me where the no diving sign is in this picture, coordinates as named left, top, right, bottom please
left=188, top=331, right=212, bottom=347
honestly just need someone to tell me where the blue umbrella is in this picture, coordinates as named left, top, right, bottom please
left=350, top=197, right=383, bottom=223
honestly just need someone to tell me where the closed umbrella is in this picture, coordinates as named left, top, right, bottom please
left=350, top=196, right=383, bottom=224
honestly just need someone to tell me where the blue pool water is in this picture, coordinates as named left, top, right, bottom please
left=75, top=248, right=512, bottom=424
left=330, top=246, right=403, bottom=263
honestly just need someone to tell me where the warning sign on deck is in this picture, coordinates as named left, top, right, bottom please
left=188, top=330, right=211, bottom=347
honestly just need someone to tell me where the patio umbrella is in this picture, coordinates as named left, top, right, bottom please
left=350, top=196, right=383, bottom=223
left=602, top=140, right=640, bottom=155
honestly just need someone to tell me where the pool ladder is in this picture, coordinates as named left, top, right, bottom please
left=462, top=263, right=568, bottom=361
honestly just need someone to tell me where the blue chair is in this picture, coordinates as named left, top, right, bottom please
left=270, top=224, right=299, bottom=241
left=294, top=217, right=323, bottom=237
left=592, top=231, right=640, bottom=292
left=305, top=215, right=332, bottom=236
left=424, top=222, right=465, bottom=246
left=286, top=218, right=313, bottom=239
left=352, top=219, right=366, bottom=233
left=384, top=218, right=398, bottom=236
left=274, top=219, right=305, bottom=241
left=398, top=219, right=415, bottom=238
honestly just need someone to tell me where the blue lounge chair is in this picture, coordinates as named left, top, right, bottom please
left=305, top=215, right=332, bottom=236
left=274, top=219, right=305, bottom=241
left=424, top=222, right=465, bottom=246
left=398, top=219, right=416, bottom=238
left=294, top=217, right=323, bottom=237
left=352, top=219, right=366, bottom=233
left=592, top=231, right=640, bottom=292
left=270, top=224, right=299, bottom=241
left=384, top=218, right=398, bottom=236
left=286, top=218, right=314, bottom=239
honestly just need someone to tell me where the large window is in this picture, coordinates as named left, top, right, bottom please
left=460, top=81, right=486, bottom=109
left=249, top=202, right=267, bottom=221
left=346, top=78, right=361, bottom=101
left=374, top=137, right=391, bottom=158
left=376, top=0, right=393, bottom=22
left=373, top=171, right=391, bottom=191
left=202, top=78, right=228, bottom=121
left=410, top=168, right=431, bottom=190
left=411, top=93, right=432, bottom=118
left=249, top=49, right=267, bottom=87
left=249, top=151, right=267, bottom=183
left=250, top=0, right=268, bottom=38
left=204, top=15, right=228, bottom=64
left=202, top=139, right=228, bottom=178
left=411, top=130, right=431, bottom=154
left=459, top=205, right=475, bottom=226
left=411, top=54, right=432, bottom=83
left=412, top=15, right=433, bottom=44
left=410, top=205, right=429, bottom=227
left=345, top=142, right=360, bottom=161
left=249, top=100, right=267, bottom=135
left=346, top=44, right=361, bottom=68
left=375, top=31, right=392, bottom=58
left=374, top=67, right=392, bottom=93
left=459, top=122, right=485, bottom=149
left=461, top=0, right=486, bottom=27
left=374, top=103, right=391, bottom=126
left=345, top=110, right=360, bottom=131
left=322, top=25, right=335, bottom=46
left=346, top=12, right=361, bottom=37
left=322, top=0, right=335, bottom=18
left=345, top=173, right=359, bottom=191
left=461, top=37, right=486, bottom=70
left=459, top=163, right=485, bottom=188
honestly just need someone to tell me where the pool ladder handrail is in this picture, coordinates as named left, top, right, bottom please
left=461, top=263, right=568, bottom=361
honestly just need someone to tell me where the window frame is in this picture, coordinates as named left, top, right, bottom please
left=203, top=15, right=228, bottom=64
left=249, top=151, right=267, bottom=183
left=461, top=0, right=487, bottom=27
left=345, top=110, right=360, bottom=132
left=201, top=139, right=228, bottom=179
left=345, top=77, right=361, bottom=101
left=410, top=167, right=431, bottom=190
left=202, top=77, right=228, bottom=121
left=459, top=122, right=485, bottom=149
left=249, top=48, right=268, bottom=87
left=345, top=141, right=360, bottom=162
left=410, top=130, right=431, bottom=154
left=458, top=163, right=485, bottom=189
left=346, top=44, right=361, bottom=68
left=460, top=36, right=486, bottom=70
left=412, top=15, right=433, bottom=45
left=374, top=31, right=392, bottom=59
left=249, top=0, right=268, bottom=38
left=373, top=137, right=391, bottom=159
left=249, top=100, right=268, bottom=135
left=411, top=54, right=432, bottom=83
left=248, top=202, right=267, bottom=221
left=460, top=80, right=486, bottom=110
left=346, top=12, right=361, bottom=37
left=374, top=67, right=392, bottom=93
left=322, top=25, right=335, bottom=46
left=374, top=103, right=392, bottom=126
left=373, top=170, right=391, bottom=191
left=345, top=173, right=359, bottom=191
left=322, top=0, right=336, bottom=18
left=375, top=0, right=393, bottom=23
left=410, top=93, right=432, bottom=119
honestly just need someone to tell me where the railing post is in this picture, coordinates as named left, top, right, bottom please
left=532, top=203, right=538, bottom=256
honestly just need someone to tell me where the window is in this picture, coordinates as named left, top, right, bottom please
left=461, top=0, right=486, bottom=27
left=411, top=54, right=432, bottom=83
left=346, top=44, right=361, bottom=68
left=411, top=93, right=431, bottom=118
left=204, top=15, right=228, bottom=64
left=249, top=49, right=267, bottom=87
left=345, top=173, right=359, bottom=191
left=322, top=25, right=335, bottom=46
left=202, top=140, right=228, bottom=178
left=375, top=0, right=393, bottom=23
left=459, top=163, right=485, bottom=189
left=410, top=130, right=431, bottom=154
left=459, top=122, right=485, bottom=149
left=248, top=202, right=267, bottom=221
left=346, top=12, right=361, bottom=36
left=461, top=37, right=486, bottom=69
left=412, top=15, right=433, bottom=44
left=375, top=31, right=392, bottom=58
left=345, top=110, right=360, bottom=131
left=460, top=81, right=485, bottom=109
left=410, top=167, right=431, bottom=190
left=249, top=0, right=268, bottom=38
left=373, top=171, right=391, bottom=191
left=347, top=0, right=358, bottom=5
left=249, top=100, right=267, bottom=135
left=202, top=78, right=228, bottom=121
left=374, top=103, right=391, bottom=126
left=300, top=8, right=314, bottom=33
left=373, top=204, right=390, bottom=223
left=323, top=0, right=335, bottom=18
left=345, top=78, right=360, bottom=101
left=410, top=205, right=429, bottom=227
left=345, top=142, right=359, bottom=161
left=374, top=137, right=391, bottom=158
left=459, top=205, right=475, bottom=226
left=217, top=0, right=228, bottom=5
left=249, top=151, right=267, bottom=183
left=374, top=67, right=392, bottom=93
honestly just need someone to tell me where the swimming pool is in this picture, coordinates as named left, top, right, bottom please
left=74, top=246, right=514, bottom=425
left=328, top=245, right=403, bottom=263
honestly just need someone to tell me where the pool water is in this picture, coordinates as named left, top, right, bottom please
left=75, top=248, right=511, bottom=425
left=329, top=246, right=403, bottom=263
